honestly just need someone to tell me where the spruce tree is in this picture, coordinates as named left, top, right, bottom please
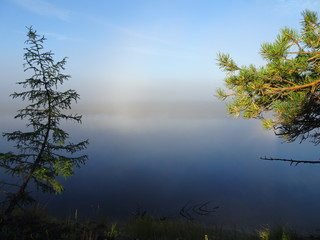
left=217, top=10, right=320, bottom=161
left=0, top=27, right=88, bottom=215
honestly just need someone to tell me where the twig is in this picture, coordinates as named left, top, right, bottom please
left=261, top=157, right=320, bottom=166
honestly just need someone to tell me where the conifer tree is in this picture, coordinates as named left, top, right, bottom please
left=0, top=27, right=88, bottom=215
left=217, top=10, right=320, bottom=164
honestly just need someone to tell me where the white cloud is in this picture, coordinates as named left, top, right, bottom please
left=11, top=0, right=71, bottom=20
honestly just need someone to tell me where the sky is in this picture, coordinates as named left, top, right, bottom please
left=2, top=0, right=320, bottom=231
left=2, top=0, right=320, bottom=111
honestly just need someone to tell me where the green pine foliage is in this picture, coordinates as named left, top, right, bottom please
left=0, top=27, right=88, bottom=215
left=216, top=10, right=320, bottom=144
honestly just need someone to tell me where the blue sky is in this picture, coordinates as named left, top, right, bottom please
left=2, top=0, right=320, bottom=113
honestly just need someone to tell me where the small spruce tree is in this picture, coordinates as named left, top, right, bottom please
left=216, top=10, right=320, bottom=163
left=0, top=27, right=88, bottom=215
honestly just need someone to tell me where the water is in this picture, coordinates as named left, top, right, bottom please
left=1, top=101, right=320, bottom=231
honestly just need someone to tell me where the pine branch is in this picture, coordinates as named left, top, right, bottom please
left=217, top=10, right=320, bottom=146
left=263, top=78, right=320, bottom=93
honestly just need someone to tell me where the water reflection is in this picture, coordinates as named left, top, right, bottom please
left=1, top=101, right=320, bottom=231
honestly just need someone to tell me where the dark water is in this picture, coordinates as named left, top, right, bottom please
left=1, top=102, right=320, bottom=231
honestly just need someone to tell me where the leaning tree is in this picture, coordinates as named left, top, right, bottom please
left=216, top=10, right=320, bottom=164
left=0, top=27, right=88, bottom=215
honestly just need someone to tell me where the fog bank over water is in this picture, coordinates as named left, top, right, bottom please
left=73, top=100, right=225, bottom=119
left=1, top=100, right=320, bottom=231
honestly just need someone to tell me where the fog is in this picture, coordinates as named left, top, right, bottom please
left=1, top=101, right=319, bottom=231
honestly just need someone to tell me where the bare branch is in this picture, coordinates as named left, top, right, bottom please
left=179, top=203, right=194, bottom=221
left=0, top=181, right=20, bottom=188
left=179, top=201, right=219, bottom=220
left=261, top=156, right=320, bottom=165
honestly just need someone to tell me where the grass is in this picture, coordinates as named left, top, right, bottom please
left=123, top=216, right=256, bottom=240
left=0, top=207, right=316, bottom=240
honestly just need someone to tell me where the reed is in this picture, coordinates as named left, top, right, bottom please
left=0, top=207, right=307, bottom=240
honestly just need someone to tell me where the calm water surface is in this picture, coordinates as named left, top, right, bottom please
left=1, top=102, right=320, bottom=231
